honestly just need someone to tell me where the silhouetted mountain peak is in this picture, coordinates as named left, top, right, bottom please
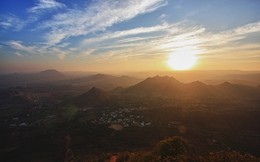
left=79, top=87, right=110, bottom=99
left=219, top=81, right=233, bottom=87
left=38, top=69, right=64, bottom=77
left=75, top=87, right=111, bottom=106
left=189, top=81, right=207, bottom=87
left=87, top=87, right=103, bottom=95
left=40, top=69, right=58, bottom=73
left=143, top=76, right=181, bottom=85
left=123, top=76, right=183, bottom=97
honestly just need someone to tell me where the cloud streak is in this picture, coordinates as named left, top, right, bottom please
left=8, top=41, right=36, bottom=53
left=0, top=14, right=26, bottom=31
left=41, top=0, right=167, bottom=44
left=81, top=23, right=169, bottom=46
left=0, top=0, right=66, bottom=31
left=28, top=0, right=66, bottom=14
left=7, top=40, right=72, bottom=60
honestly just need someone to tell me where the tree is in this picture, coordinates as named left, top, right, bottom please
left=155, top=136, right=188, bottom=158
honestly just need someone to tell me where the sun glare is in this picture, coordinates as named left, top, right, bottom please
left=167, top=47, right=198, bottom=70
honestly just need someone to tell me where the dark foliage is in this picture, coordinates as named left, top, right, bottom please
left=155, top=136, right=188, bottom=157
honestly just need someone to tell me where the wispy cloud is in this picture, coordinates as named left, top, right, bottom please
left=81, top=23, right=169, bottom=46
left=7, top=40, right=72, bottom=59
left=0, top=0, right=65, bottom=31
left=0, top=14, right=26, bottom=31
left=8, top=41, right=36, bottom=53
left=28, top=0, right=66, bottom=14
left=14, top=52, right=24, bottom=57
left=201, top=21, right=260, bottom=47
left=234, top=22, right=260, bottom=35
left=41, top=0, right=167, bottom=44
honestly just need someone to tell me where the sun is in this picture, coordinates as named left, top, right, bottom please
left=167, top=47, right=198, bottom=70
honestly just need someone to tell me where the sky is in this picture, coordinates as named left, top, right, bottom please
left=0, top=0, right=259, bottom=73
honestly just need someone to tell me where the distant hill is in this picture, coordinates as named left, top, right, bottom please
left=203, top=73, right=260, bottom=86
left=74, top=87, right=112, bottom=106
left=36, top=69, right=65, bottom=78
left=216, top=82, right=260, bottom=98
left=0, top=69, right=66, bottom=87
left=123, top=76, right=184, bottom=97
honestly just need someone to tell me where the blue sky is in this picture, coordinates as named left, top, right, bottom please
left=0, top=0, right=260, bottom=73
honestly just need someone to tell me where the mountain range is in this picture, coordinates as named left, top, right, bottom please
left=73, top=76, right=260, bottom=107
left=0, top=70, right=141, bottom=90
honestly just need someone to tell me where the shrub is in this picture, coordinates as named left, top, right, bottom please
left=61, top=105, right=78, bottom=121
left=116, top=151, right=161, bottom=162
left=155, top=136, right=188, bottom=158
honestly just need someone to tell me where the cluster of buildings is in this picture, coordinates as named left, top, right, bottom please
left=92, top=107, right=152, bottom=128
left=8, top=116, right=30, bottom=128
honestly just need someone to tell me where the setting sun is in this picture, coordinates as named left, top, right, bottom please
left=167, top=47, right=198, bottom=70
